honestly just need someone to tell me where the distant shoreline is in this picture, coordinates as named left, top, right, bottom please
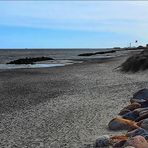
left=0, top=46, right=145, bottom=51
left=0, top=48, right=113, bottom=50
left=0, top=47, right=142, bottom=65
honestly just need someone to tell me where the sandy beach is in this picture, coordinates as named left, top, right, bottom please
left=0, top=50, right=148, bottom=148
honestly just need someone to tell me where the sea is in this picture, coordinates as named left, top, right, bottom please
left=0, top=48, right=113, bottom=69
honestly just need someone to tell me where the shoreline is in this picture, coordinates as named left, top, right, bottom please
left=0, top=48, right=141, bottom=70
left=0, top=50, right=148, bottom=147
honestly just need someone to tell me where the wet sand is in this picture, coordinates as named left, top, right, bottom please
left=0, top=51, right=148, bottom=147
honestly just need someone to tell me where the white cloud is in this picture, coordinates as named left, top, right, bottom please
left=1, top=1, right=148, bottom=20
left=0, top=1, right=148, bottom=40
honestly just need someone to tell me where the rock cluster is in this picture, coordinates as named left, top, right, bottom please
left=7, top=57, right=54, bottom=64
left=78, top=50, right=116, bottom=56
left=96, top=89, right=148, bottom=147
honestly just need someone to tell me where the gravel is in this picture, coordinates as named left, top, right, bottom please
left=0, top=53, right=148, bottom=148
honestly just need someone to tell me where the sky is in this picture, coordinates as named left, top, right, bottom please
left=0, top=1, right=148, bottom=48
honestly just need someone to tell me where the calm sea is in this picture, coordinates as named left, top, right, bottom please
left=0, top=48, right=111, bottom=64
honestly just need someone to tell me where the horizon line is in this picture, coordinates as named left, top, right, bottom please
left=0, top=47, right=114, bottom=50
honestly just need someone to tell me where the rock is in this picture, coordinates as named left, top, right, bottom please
left=95, top=50, right=116, bottom=54
left=119, top=102, right=141, bottom=115
left=122, top=111, right=139, bottom=121
left=7, top=56, right=54, bottom=64
left=135, top=112, right=148, bottom=122
left=127, top=128, right=148, bottom=140
left=95, top=135, right=110, bottom=147
left=113, top=140, right=127, bottom=147
left=124, top=103, right=141, bottom=111
left=108, top=118, right=130, bottom=130
left=119, top=109, right=131, bottom=115
left=78, top=50, right=116, bottom=56
left=78, top=53, right=95, bottom=56
left=131, top=89, right=148, bottom=103
left=140, top=119, right=148, bottom=130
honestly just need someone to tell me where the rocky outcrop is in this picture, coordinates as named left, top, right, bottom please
left=78, top=50, right=116, bottom=56
left=7, top=57, right=54, bottom=64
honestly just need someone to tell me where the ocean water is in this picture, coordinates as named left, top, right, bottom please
left=0, top=63, right=65, bottom=69
left=0, top=49, right=111, bottom=63
left=0, top=49, right=112, bottom=69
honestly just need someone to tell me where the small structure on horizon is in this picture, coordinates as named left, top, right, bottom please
left=129, top=43, right=132, bottom=48
left=137, top=45, right=144, bottom=49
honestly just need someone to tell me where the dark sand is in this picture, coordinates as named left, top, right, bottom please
left=0, top=50, right=148, bottom=148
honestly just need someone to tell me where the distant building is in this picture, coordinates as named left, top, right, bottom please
left=137, top=45, right=144, bottom=49
left=146, top=44, right=148, bottom=48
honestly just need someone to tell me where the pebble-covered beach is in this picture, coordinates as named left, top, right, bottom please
left=0, top=49, right=148, bottom=148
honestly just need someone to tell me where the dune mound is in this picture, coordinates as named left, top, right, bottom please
left=121, top=50, right=148, bottom=72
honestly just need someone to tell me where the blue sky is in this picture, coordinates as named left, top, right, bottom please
left=0, top=1, right=148, bottom=48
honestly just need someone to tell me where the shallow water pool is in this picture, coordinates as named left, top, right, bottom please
left=0, top=63, right=65, bottom=69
